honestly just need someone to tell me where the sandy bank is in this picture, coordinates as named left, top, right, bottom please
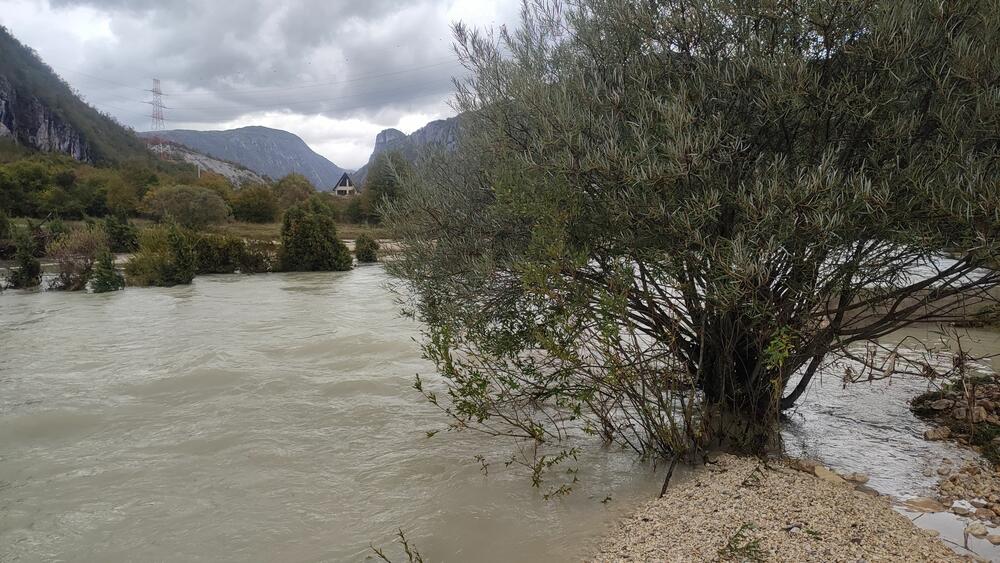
left=596, top=455, right=962, bottom=562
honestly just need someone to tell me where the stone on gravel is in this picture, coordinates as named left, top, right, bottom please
left=905, top=497, right=946, bottom=512
left=931, top=399, right=955, bottom=410
left=924, top=426, right=951, bottom=441
left=814, top=465, right=845, bottom=484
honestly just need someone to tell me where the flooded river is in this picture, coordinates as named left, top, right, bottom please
left=2, top=266, right=999, bottom=561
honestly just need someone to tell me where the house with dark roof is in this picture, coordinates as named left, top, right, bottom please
left=333, top=172, right=357, bottom=196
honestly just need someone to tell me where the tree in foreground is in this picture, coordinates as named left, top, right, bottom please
left=279, top=197, right=352, bottom=272
left=384, top=0, right=1000, bottom=466
left=355, top=233, right=379, bottom=263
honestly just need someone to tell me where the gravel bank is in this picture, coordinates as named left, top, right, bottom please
left=596, top=455, right=963, bottom=562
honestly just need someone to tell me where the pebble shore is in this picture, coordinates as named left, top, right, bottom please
left=596, top=454, right=963, bottom=562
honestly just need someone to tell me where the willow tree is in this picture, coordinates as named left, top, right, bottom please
left=385, top=0, right=1000, bottom=463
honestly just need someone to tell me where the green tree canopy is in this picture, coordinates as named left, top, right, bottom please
left=275, top=173, right=316, bottom=209
left=385, top=0, right=1000, bottom=461
left=232, top=184, right=279, bottom=223
left=279, top=197, right=352, bottom=272
left=142, top=184, right=231, bottom=229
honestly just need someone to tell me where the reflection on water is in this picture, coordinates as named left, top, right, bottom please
left=0, top=267, right=661, bottom=562
left=2, top=266, right=999, bottom=561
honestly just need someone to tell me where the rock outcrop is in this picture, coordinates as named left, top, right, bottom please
left=0, top=76, right=90, bottom=160
left=353, top=115, right=461, bottom=185
left=150, top=141, right=267, bottom=187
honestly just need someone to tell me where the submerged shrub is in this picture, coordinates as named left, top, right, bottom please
left=124, top=224, right=196, bottom=287
left=193, top=233, right=245, bottom=274
left=238, top=241, right=275, bottom=274
left=354, top=233, right=379, bottom=263
left=5, top=229, right=41, bottom=289
left=278, top=198, right=352, bottom=272
left=90, top=251, right=125, bottom=293
left=47, top=226, right=109, bottom=291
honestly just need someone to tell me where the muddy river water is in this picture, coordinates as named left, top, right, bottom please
left=2, top=266, right=998, bottom=561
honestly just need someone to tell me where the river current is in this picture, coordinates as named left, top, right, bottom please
left=2, top=266, right=998, bottom=561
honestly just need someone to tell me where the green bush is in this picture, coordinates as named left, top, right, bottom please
left=103, top=212, right=139, bottom=252
left=5, top=229, right=41, bottom=289
left=47, top=226, right=109, bottom=290
left=90, top=251, right=124, bottom=293
left=193, top=233, right=245, bottom=274
left=355, top=233, right=379, bottom=263
left=278, top=198, right=352, bottom=272
left=124, top=224, right=196, bottom=287
left=274, top=173, right=315, bottom=209
left=232, top=185, right=279, bottom=223
left=142, top=185, right=231, bottom=229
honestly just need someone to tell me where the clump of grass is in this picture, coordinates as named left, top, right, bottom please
left=718, top=522, right=763, bottom=562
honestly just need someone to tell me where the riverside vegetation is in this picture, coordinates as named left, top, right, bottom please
left=383, top=0, right=1000, bottom=505
left=0, top=134, right=401, bottom=291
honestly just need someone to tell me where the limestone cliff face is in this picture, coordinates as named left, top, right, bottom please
left=354, top=116, right=461, bottom=185
left=0, top=75, right=91, bottom=161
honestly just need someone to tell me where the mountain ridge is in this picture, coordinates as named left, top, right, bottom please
left=140, top=126, right=345, bottom=191
left=354, top=116, right=461, bottom=185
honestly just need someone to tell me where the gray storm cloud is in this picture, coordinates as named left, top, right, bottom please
left=2, top=0, right=518, bottom=167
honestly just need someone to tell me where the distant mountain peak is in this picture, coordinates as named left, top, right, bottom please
left=355, top=116, right=461, bottom=184
left=139, top=127, right=345, bottom=190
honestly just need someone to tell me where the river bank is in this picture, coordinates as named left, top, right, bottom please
left=596, top=454, right=963, bottom=562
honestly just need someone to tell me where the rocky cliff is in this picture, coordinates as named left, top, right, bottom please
left=0, top=76, right=91, bottom=160
left=0, top=26, right=150, bottom=163
left=140, top=127, right=345, bottom=191
left=353, top=116, right=461, bottom=185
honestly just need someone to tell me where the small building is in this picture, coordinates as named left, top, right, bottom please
left=333, top=172, right=357, bottom=196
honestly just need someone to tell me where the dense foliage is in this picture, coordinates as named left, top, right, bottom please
left=274, top=173, right=316, bottom=210
left=0, top=149, right=194, bottom=220
left=232, top=184, right=280, bottom=223
left=142, top=185, right=231, bottom=229
left=279, top=197, right=352, bottom=272
left=354, top=233, right=379, bottom=263
left=386, top=0, right=1000, bottom=461
left=124, top=224, right=197, bottom=287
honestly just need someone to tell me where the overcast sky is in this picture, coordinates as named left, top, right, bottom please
left=0, top=0, right=520, bottom=169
